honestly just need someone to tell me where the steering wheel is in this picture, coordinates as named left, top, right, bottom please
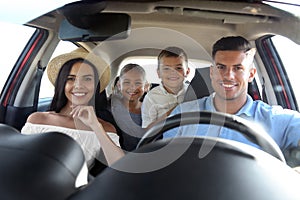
left=137, top=111, right=285, bottom=162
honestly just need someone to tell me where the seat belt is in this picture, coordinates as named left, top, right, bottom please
left=33, top=61, right=46, bottom=111
left=261, top=77, right=268, bottom=103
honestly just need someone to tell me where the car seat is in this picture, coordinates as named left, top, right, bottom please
left=0, top=129, right=86, bottom=200
left=183, top=67, right=213, bottom=102
left=0, top=123, right=20, bottom=134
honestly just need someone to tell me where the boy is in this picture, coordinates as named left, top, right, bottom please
left=142, top=46, right=190, bottom=128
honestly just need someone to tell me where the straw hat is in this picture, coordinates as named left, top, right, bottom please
left=47, top=48, right=110, bottom=92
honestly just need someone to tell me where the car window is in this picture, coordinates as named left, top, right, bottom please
left=119, top=56, right=212, bottom=84
left=271, top=35, right=300, bottom=104
left=0, top=21, right=34, bottom=93
left=39, top=41, right=78, bottom=99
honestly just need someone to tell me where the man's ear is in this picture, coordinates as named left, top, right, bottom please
left=209, top=65, right=214, bottom=79
left=248, top=66, right=257, bottom=83
left=185, top=67, right=190, bottom=77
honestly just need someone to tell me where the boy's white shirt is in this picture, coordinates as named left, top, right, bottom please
left=141, top=82, right=188, bottom=128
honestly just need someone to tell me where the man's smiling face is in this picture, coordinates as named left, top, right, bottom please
left=210, top=50, right=256, bottom=102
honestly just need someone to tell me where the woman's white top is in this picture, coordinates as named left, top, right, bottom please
left=21, top=122, right=120, bottom=167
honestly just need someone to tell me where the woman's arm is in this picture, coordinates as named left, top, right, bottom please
left=71, top=105, right=124, bottom=165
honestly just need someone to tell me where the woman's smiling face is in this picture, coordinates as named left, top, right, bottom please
left=64, top=61, right=95, bottom=106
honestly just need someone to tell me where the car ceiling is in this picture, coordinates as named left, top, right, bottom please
left=26, top=0, right=300, bottom=62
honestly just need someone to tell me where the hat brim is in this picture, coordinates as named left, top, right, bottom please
left=47, top=48, right=110, bottom=93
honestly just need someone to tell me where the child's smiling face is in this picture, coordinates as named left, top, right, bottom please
left=118, top=69, right=147, bottom=102
left=157, top=56, right=189, bottom=94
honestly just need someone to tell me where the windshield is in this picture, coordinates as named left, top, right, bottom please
left=0, top=0, right=74, bottom=24
left=263, top=0, right=300, bottom=17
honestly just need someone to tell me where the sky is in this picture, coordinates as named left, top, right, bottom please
left=0, top=1, right=73, bottom=24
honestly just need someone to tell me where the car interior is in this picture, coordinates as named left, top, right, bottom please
left=1, top=0, right=300, bottom=199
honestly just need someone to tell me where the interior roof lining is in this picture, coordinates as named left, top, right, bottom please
left=103, top=0, right=287, bottom=17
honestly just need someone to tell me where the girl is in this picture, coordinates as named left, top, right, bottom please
left=110, top=63, right=149, bottom=151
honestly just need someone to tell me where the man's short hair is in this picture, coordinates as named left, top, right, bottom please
left=212, top=36, right=252, bottom=59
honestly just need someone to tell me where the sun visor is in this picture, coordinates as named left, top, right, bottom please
left=59, top=13, right=131, bottom=42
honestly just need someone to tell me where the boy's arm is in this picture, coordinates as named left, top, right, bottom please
left=146, top=105, right=176, bottom=128
left=141, top=94, right=157, bottom=128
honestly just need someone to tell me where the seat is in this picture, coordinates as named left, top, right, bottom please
left=183, top=67, right=213, bottom=102
left=0, top=123, right=20, bottom=134
left=0, top=130, right=86, bottom=200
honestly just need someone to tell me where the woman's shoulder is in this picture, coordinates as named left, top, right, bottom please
left=26, top=112, right=52, bottom=123
left=26, top=111, right=66, bottom=125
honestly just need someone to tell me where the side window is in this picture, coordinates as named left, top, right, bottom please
left=0, top=21, right=35, bottom=93
left=271, top=35, right=300, bottom=105
left=39, top=41, right=78, bottom=99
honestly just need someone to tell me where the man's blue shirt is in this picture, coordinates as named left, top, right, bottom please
left=163, top=93, right=300, bottom=151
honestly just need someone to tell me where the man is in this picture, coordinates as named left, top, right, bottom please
left=163, top=36, right=300, bottom=154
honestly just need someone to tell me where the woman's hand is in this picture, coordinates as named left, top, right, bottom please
left=70, top=105, right=99, bottom=128
left=70, top=105, right=124, bottom=165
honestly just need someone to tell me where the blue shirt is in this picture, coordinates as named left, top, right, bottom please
left=163, top=93, right=300, bottom=151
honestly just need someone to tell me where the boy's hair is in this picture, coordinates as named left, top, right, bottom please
left=158, top=46, right=188, bottom=68
left=119, top=63, right=146, bottom=81
left=212, top=36, right=252, bottom=59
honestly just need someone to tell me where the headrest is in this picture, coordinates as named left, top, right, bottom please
left=0, top=131, right=86, bottom=199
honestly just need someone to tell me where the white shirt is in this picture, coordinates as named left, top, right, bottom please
left=142, top=83, right=188, bottom=128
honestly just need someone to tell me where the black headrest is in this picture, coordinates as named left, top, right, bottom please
left=69, top=137, right=300, bottom=200
left=0, top=131, right=85, bottom=200
left=184, top=67, right=213, bottom=102
left=0, top=123, right=20, bottom=134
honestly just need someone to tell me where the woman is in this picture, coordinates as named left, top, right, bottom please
left=110, top=63, right=149, bottom=151
left=21, top=48, right=124, bottom=169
